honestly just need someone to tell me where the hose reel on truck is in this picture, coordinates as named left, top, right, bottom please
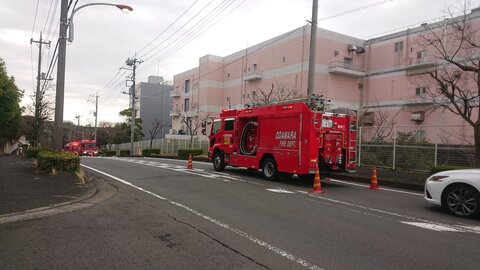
left=239, top=120, right=258, bottom=155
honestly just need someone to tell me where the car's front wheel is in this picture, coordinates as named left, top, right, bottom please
left=213, top=151, right=226, bottom=171
left=443, top=184, right=480, bottom=218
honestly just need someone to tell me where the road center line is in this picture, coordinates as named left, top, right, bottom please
left=81, top=164, right=323, bottom=270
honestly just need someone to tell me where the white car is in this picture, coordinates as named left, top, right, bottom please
left=424, top=169, right=480, bottom=218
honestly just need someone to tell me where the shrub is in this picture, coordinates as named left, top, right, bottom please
left=120, top=150, right=130, bottom=157
left=430, top=164, right=466, bottom=175
left=26, top=148, right=47, bottom=158
left=178, top=149, right=203, bottom=159
left=142, top=148, right=160, bottom=157
left=37, top=151, right=80, bottom=173
left=104, top=151, right=117, bottom=157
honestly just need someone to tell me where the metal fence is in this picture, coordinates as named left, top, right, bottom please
left=107, top=125, right=476, bottom=172
left=358, top=125, right=476, bottom=172
left=108, top=137, right=209, bottom=156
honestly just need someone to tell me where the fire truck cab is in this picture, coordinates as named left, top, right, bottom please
left=208, top=101, right=357, bottom=180
left=63, top=140, right=98, bottom=156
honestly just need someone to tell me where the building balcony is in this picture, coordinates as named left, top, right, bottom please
left=169, top=111, right=180, bottom=117
left=328, top=61, right=366, bottom=77
left=170, top=91, right=180, bottom=98
left=243, top=70, right=263, bottom=81
left=406, top=56, right=437, bottom=75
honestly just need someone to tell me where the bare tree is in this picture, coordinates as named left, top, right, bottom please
left=148, top=117, right=165, bottom=149
left=417, top=2, right=480, bottom=165
left=363, top=98, right=399, bottom=142
left=176, top=101, right=210, bottom=148
left=248, top=83, right=302, bottom=106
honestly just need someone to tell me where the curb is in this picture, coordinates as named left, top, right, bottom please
left=0, top=175, right=117, bottom=224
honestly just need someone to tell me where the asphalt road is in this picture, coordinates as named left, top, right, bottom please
left=3, top=156, right=480, bottom=269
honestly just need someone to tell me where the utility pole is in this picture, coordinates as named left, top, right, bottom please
left=93, top=92, right=99, bottom=141
left=75, top=115, right=81, bottom=139
left=30, top=32, right=51, bottom=147
left=307, top=0, right=318, bottom=97
left=125, top=56, right=142, bottom=155
left=54, top=0, right=68, bottom=151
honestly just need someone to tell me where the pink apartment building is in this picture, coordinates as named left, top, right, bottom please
left=171, top=7, right=480, bottom=144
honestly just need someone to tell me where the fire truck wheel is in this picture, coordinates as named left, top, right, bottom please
left=213, top=152, right=226, bottom=171
left=261, top=158, right=278, bottom=181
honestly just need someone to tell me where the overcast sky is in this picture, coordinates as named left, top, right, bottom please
left=1, top=0, right=477, bottom=125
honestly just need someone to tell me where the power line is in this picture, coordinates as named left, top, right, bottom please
left=318, top=0, right=394, bottom=21
left=139, top=0, right=218, bottom=61
left=140, top=0, right=242, bottom=73
left=137, top=0, right=201, bottom=56
left=31, top=0, right=41, bottom=38
left=95, top=0, right=245, bottom=114
left=44, top=0, right=60, bottom=41
left=140, top=0, right=247, bottom=75
left=142, top=0, right=237, bottom=64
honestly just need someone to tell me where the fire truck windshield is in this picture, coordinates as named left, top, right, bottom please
left=83, top=143, right=96, bottom=148
left=211, top=120, right=221, bottom=135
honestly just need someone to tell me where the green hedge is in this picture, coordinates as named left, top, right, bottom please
left=142, top=148, right=160, bottom=157
left=104, top=151, right=116, bottom=157
left=26, top=148, right=48, bottom=158
left=430, top=164, right=466, bottom=175
left=37, top=151, right=80, bottom=173
left=120, top=150, right=130, bottom=157
left=178, top=149, right=203, bottom=159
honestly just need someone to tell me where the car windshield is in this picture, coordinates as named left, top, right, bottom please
left=83, top=143, right=96, bottom=148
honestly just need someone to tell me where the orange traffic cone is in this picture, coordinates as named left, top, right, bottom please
left=369, top=166, right=380, bottom=190
left=312, top=165, right=323, bottom=193
left=187, top=154, right=193, bottom=169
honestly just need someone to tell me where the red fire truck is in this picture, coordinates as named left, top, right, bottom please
left=64, top=140, right=98, bottom=156
left=208, top=100, right=357, bottom=180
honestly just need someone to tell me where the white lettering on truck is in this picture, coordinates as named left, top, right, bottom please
left=275, top=131, right=297, bottom=148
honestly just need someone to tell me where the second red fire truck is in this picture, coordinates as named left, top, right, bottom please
left=64, top=139, right=99, bottom=156
left=208, top=98, right=357, bottom=180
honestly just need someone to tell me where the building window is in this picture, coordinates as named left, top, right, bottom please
left=184, top=79, right=190, bottom=94
left=415, top=87, right=427, bottom=96
left=227, top=73, right=230, bottom=78
left=417, top=50, right=427, bottom=58
left=184, top=98, right=190, bottom=112
left=343, top=57, right=352, bottom=66
left=394, top=41, right=404, bottom=52
left=282, top=57, right=286, bottom=62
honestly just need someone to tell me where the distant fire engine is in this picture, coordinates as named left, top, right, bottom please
left=208, top=98, right=357, bottom=180
left=64, top=139, right=98, bottom=156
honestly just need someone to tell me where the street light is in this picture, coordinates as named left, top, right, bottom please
left=68, top=3, right=133, bottom=42
left=53, top=1, right=132, bottom=151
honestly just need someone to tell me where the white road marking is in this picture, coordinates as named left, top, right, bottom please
left=327, top=178, right=424, bottom=196
left=81, top=164, right=323, bottom=270
left=103, top=158, right=474, bottom=235
left=307, top=194, right=480, bottom=234
left=110, top=157, right=257, bottom=184
left=266, top=188, right=295, bottom=194
left=459, top=226, right=480, bottom=233
left=401, top=222, right=460, bottom=232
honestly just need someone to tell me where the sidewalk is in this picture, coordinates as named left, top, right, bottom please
left=0, top=155, right=89, bottom=215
